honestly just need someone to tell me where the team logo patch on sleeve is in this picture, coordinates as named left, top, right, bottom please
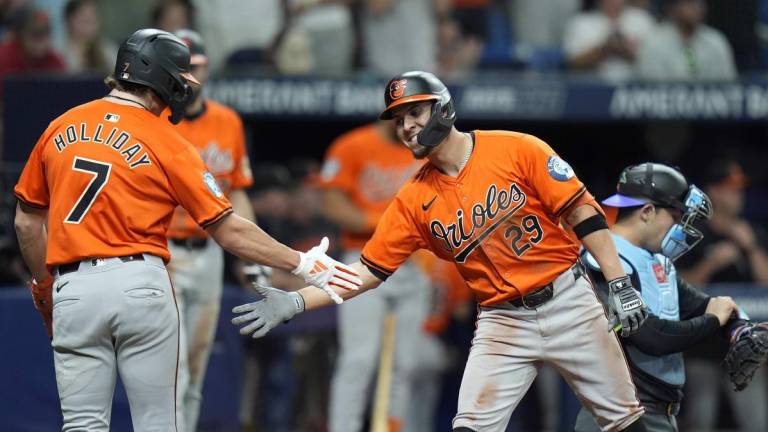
left=203, top=172, right=224, bottom=198
left=546, top=156, right=575, bottom=181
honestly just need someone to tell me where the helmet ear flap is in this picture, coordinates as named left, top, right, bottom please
left=167, top=80, right=193, bottom=124
left=417, top=99, right=456, bottom=147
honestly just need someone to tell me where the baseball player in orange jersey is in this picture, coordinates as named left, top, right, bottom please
left=13, top=28, right=361, bottom=431
left=165, top=29, right=255, bottom=432
left=319, top=121, right=431, bottom=432
left=232, top=71, right=651, bottom=432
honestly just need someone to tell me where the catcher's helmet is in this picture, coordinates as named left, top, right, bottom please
left=115, top=28, right=199, bottom=124
left=604, top=162, right=713, bottom=261
left=603, top=163, right=690, bottom=210
left=379, top=71, right=456, bottom=148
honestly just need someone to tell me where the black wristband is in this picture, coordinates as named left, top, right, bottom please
left=573, top=214, right=609, bottom=240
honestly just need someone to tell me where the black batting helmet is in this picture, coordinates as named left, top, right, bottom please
left=603, top=163, right=690, bottom=210
left=379, top=71, right=456, bottom=148
left=115, top=28, right=199, bottom=124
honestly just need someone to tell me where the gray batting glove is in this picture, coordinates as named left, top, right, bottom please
left=607, top=275, right=648, bottom=337
left=231, top=283, right=305, bottom=339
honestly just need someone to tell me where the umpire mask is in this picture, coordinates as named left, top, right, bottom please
left=660, top=185, right=712, bottom=261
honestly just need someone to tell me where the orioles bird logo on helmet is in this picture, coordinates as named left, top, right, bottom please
left=389, top=79, right=407, bottom=100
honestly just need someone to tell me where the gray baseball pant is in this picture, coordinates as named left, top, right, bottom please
left=452, top=265, right=644, bottom=432
left=52, top=254, right=179, bottom=431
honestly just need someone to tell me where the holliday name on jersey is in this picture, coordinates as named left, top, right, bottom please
left=52, top=121, right=153, bottom=169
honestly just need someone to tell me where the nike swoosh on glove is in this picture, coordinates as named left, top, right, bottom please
left=292, top=237, right=362, bottom=304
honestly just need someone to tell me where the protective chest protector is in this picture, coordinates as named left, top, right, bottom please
left=585, top=234, right=686, bottom=386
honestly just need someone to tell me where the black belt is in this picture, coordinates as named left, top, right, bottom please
left=509, top=261, right=584, bottom=309
left=170, top=237, right=208, bottom=249
left=57, top=254, right=145, bottom=276
left=643, top=400, right=680, bottom=416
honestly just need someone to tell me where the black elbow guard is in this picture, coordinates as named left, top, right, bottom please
left=573, top=214, right=609, bottom=240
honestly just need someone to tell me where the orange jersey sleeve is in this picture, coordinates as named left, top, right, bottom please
left=163, top=144, right=233, bottom=228
left=514, top=133, right=592, bottom=218
left=14, top=99, right=231, bottom=267
left=362, top=130, right=587, bottom=306
left=319, top=124, right=423, bottom=249
left=15, top=128, right=51, bottom=208
left=166, top=100, right=252, bottom=239
left=360, top=190, right=428, bottom=279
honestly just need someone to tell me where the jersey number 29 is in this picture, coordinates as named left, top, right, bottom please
left=505, top=214, right=544, bottom=256
left=64, top=157, right=112, bottom=224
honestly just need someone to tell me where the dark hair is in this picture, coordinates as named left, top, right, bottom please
left=65, top=0, right=111, bottom=72
left=64, top=0, right=93, bottom=21
left=151, top=0, right=195, bottom=29
left=615, top=205, right=643, bottom=223
left=8, top=6, right=50, bottom=36
left=104, top=75, right=156, bottom=98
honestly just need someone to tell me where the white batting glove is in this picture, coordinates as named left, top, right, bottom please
left=292, top=237, right=362, bottom=304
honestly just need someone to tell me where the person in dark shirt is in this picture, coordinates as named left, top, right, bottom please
left=574, top=162, right=766, bottom=432
left=677, top=159, right=768, bottom=284
left=675, top=159, right=768, bottom=432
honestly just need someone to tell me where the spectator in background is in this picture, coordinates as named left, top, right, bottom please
left=636, top=0, right=736, bottom=81
left=677, top=158, right=768, bottom=432
left=58, top=0, right=117, bottom=74
left=151, top=0, right=193, bottom=33
left=563, top=0, right=655, bottom=81
left=678, top=159, right=768, bottom=285
left=705, top=0, right=761, bottom=72
left=0, top=6, right=65, bottom=84
left=451, top=0, right=490, bottom=48
left=277, top=0, right=354, bottom=76
left=0, top=0, right=27, bottom=40
left=510, top=0, right=579, bottom=49
left=194, top=0, right=283, bottom=73
left=360, top=0, right=449, bottom=78
left=436, top=14, right=482, bottom=78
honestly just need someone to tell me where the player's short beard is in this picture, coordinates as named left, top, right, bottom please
left=410, top=143, right=433, bottom=159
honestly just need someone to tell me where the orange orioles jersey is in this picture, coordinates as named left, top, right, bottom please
left=361, top=130, right=601, bottom=306
left=14, top=99, right=233, bottom=268
left=319, top=123, right=423, bottom=249
left=166, top=100, right=253, bottom=239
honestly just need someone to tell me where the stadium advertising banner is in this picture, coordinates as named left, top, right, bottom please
left=205, top=77, right=768, bottom=121
left=7, top=76, right=768, bottom=161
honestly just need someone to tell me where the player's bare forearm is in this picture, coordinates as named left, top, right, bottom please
left=323, top=189, right=376, bottom=234
left=207, top=213, right=300, bottom=271
left=299, top=261, right=381, bottom=310
left=14, top=202, right=50, bottom=281
left=746, top=247, right=768, bottom=284
left=229, top=188, right=256, bottom=223
left=566, top=203, right=625, bottom=281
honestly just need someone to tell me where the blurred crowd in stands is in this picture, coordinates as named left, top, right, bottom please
left=1, top=0, right=768, bottom=82
left=1, top=1, right=768, bottom=431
